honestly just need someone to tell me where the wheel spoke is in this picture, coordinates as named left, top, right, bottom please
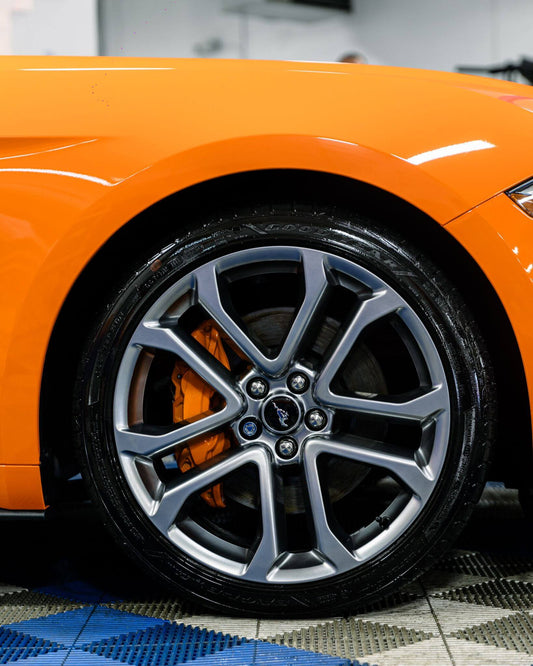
left=115, top=407, right=235, bottom=458
left=303, top=444, right=359, bottom=571
left=195, top=262, right=274, bottom=373
left=317, top=385, right=446, bottom=422
left=129, top=322, right=242, bottom=409
left=116, top=322, right=243, bottom=459
left=304, top=437, right=435, bottom=501
left=270, top=249, right=329, bottom=375
left=195, top=252, right=329, bottom=376
left=314, top=289, right=404, bottom=401
left=150, top=447, right=263, bottom=533
left=244, top=449, right=285, bottom=580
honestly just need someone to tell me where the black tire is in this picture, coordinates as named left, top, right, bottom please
left=519, top=488, right=533, bottom=519
left=74, top=204, right=496, bottom=617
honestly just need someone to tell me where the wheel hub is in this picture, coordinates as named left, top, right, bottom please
left=234, top=364, right=334, bottom=468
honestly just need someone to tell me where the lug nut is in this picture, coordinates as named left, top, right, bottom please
left=247, top=378, right=269, bottom=399
left=305, top=408, right=327, bottom=431
left=288, top=372, right=309, bottom=394
left=276, top=437, right=298, bottom=460
left=239, top=418, right=262, bottom=440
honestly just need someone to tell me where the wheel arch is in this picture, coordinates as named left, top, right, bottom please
left=39, top=168, right=531, bottom=502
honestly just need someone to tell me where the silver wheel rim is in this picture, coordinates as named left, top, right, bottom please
left=113, top=246, right=450, bottom=584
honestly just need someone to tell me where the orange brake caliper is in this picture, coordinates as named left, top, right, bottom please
left=171, top=322, right=231, bottom=508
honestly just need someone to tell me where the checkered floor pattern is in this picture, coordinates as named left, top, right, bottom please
left=0, top=485, right=531, bottom=665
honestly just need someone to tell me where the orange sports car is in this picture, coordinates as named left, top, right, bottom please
left=1, top=56, right=533, bottom=616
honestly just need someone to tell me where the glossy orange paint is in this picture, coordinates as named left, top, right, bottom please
left=448, top=194, right=533, bottom=407
left=1, top=57, right=533, bottom=508
left=0, top=466, right=45, bottom=510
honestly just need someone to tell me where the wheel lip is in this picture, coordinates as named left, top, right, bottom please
left=112, top=244, right=451, bottom=585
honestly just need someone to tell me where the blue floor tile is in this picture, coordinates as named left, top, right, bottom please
left=3, top=609, right=93, bottom=646
left=5, top=651, right=124, bottom=665
left=74, top=608, right=167, bottom=645
left=65, top=652, right=126, bottom=665
left=3, top=651, right=70, bottom=665
left=178, top=641, right=362, bottom=665
left=0, top=628, right=63, bottom=664
left=81, top=622, right=244, bottom=665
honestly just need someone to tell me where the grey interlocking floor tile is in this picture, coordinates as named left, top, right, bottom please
left=446, top=636, right=533, bottom=666
left=434, top=578, right=533, bottom=610
left=104, top=598, right=195, bottom=621
left=349, top=598, right=438, bottom=635
left=505, top=570, right=533, bottom=584
left=0, top=590, right=88, bottom=624
left=437, top=550, right=533, bottom=578
left=258, top=616, right=340, bottom=640
left=173, top=614, right=259, bottom=639
left=451, top=612, right=533, bottom=654
left=0, top=584, right=26, bottom=596
left=428, top=598, right=522, bottom=634
left=421, top=570, right=492, bottom=595
left=357, top=636, right=452, bottom=666
left=265, top=617, right=435, bottom=659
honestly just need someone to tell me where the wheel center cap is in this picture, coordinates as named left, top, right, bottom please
left=263, top=395, right=301, bottom=434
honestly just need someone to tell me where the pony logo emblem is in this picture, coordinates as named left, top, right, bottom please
left=272, top=401, right=289, bottom=428
left=263, top=396, right=301, bottom=433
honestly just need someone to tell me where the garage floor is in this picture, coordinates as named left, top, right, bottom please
left=0, top=485, right=532, bottom=666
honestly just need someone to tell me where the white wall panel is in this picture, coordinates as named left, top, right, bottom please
left=100, top=0, right=359, bottom=62
left=494, top=0, right=533, bottom=62
left=246, top=13, right=355, bottom=62
left=353, top=0, right=494, bottom=70
left=99, top=0, right=533, bottom=78
left=99, top=0, right=241, bottom=59
left=11, top=0, right=98, bottom=56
